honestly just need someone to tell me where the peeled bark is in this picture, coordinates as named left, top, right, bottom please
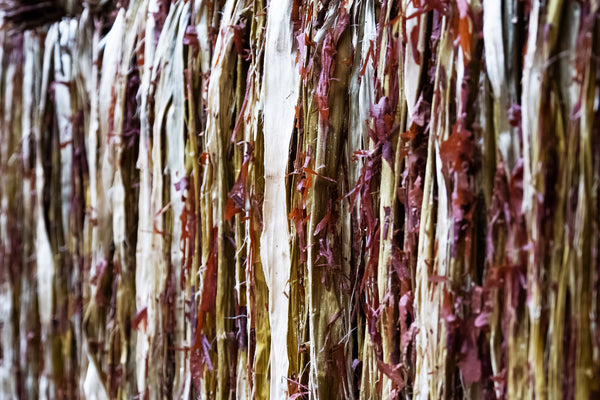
left=1, top=1, right=599, bottom=399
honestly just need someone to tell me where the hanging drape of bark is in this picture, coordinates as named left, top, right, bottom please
left=0, top=0, right=599, bottom=399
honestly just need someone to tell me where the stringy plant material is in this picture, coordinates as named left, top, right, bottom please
left=0, top=1, right=599, bottom=399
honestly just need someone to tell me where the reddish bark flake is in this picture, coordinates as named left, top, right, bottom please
left=359, top=40, right=376, bottom=77
left=289, top=207, right=308, bottom=262
left=225, top=153, right=251, bottom=221
left=439, top=124, right=476, bottom=173
left=376, top=360, right=406, bottom=390
left=232, top=20, right=248, bottom=57
left=457, top=332, right=482, bottom=384
left=132, top=307, right=148, bottom=331
left=453, top=1, right=472, bottom=62
left=183, top=25, right=199, bottom=55
left=409, top=24, right=421, bottom=64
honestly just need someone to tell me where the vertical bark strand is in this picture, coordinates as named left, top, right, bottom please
left=261, top=0, right=298, bottom=398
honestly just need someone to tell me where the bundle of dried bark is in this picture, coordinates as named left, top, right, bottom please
left=0, top=1, right=599, bottom=399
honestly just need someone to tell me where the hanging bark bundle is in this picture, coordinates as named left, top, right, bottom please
left=0, top=0, right=599, bottom=399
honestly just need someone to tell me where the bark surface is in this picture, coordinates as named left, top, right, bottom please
left=0, top=1, right=599, bottom=399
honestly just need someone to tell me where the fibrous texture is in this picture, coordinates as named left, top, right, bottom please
left=0, top=0, right=599, bottom=399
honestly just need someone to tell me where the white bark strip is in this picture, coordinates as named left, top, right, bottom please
left=261, top=0, right=299, bottom=397
left=135, top=0, right=156, bottom=393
